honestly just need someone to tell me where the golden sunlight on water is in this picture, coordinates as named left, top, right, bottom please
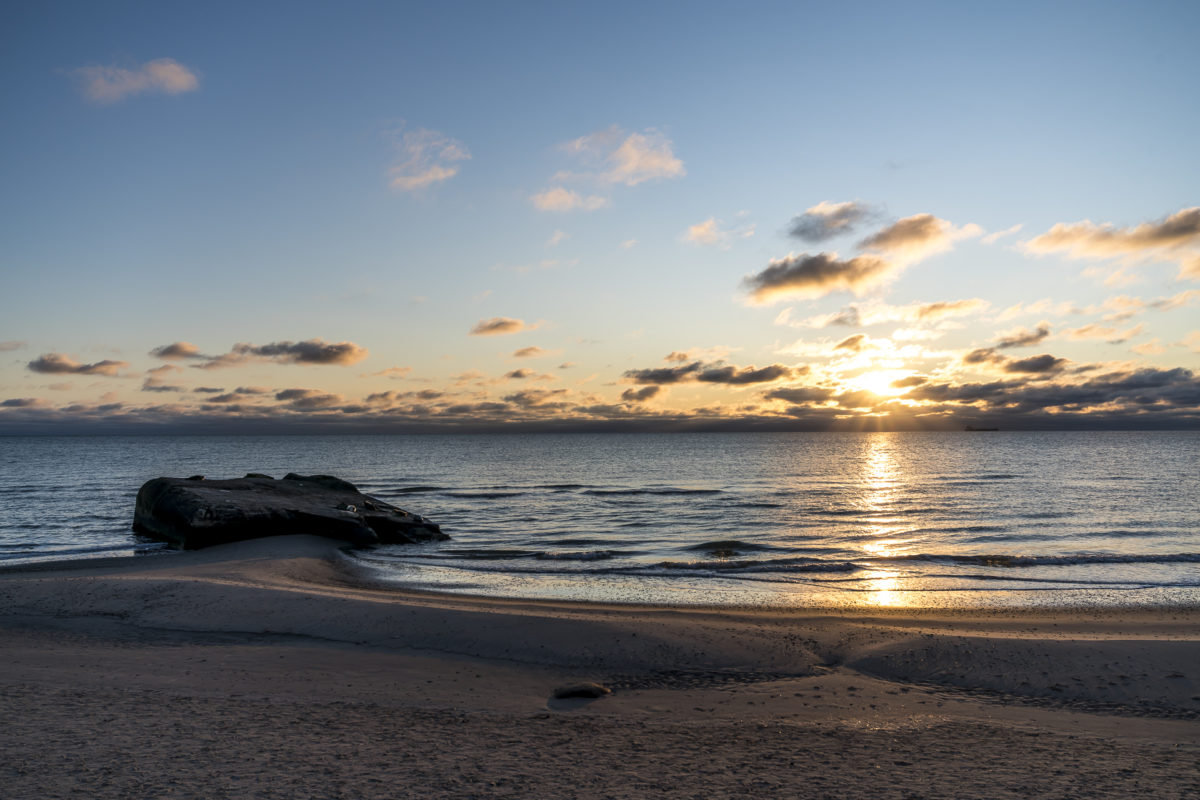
left=860, top=435, right=912, bottom=607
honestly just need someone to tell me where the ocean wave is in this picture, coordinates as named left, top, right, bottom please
left=655, top=556, right=863, bottom=574
left=681, top=539, right=779, bottom=556
left=879, top=552, right=1200, bottom=568
left=535, top=550, right=615, bottom=561
left=583, top=488, right=723, bottom=497
left=441, top=491, right=527, bottom=499
left=379, top=486, right=446, bottom=494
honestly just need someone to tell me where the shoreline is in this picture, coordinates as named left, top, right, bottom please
left=2, top=535, right=1198, bottom=798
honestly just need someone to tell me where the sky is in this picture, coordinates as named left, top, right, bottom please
left=1, top=0, right=1198, bottom=433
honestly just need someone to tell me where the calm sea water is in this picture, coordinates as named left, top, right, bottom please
left=1, top=432, right=1197, bottom=608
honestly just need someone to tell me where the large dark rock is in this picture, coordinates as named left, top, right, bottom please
left=132, top=473, right=448, bottom=549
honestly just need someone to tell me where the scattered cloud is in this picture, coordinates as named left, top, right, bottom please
left=387, top=127, right=470, bottom=191
left=1063, top=322, right=1144, bottom=344
left=365, top=366, right=412, bottom=379
left=559, top=126, right=685, bottom=186
left=1, top=398, right=45, bottom=408
left=470, top=317, right=527, bottom=336
left=0, top=341, right=26, bottom=352
left=743, top=253, right=893, bottom=303
left=274, top=388, right=345, bottom=410
left=1025, top=206, right=1200, bottom=280
left=513, top=346, right=547, bottom=358
left=150, top=341, right=204, bottom=360
left=621, top=386, right=661, bottom=403
left=620, top=239, right=639, bottom=249
left=27, top=353, right=128, bottom=376
left=190, top=339, right=368, bottom=369
left=546, top=229, right=570, bottom=247
left=788, top=201, right=876, bottom=242
left=73, top=58, right=199, bottom=103
left=530, top=187, right=608, bottom=212
left=858, top=214, right=982, bottom=265
left=995, top=324, right=1051, bottom=349
left=682, top=217, right=755, bottom=248
left=779, top=298, right=989, bottom=328
left=625, top=360, right=799, bottom=386
left=982, top=224, right=1024, bottom=245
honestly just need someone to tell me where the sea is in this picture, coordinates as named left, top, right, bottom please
left=1, top=432, right=1197, bottom=609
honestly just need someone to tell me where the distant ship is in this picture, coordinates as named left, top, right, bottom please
left=964, top=425, right=999, bottom=431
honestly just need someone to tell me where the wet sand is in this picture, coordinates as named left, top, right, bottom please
left=1, top=535, right=1198, bottom=799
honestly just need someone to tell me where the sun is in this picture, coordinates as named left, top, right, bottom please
left=849, top=369, right=913, bottom=397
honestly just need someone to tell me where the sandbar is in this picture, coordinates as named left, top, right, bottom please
left=1, top=535, right=1197, bottom=799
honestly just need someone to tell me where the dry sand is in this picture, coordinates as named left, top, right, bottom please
left=1, top=535, right=1197, bottom=799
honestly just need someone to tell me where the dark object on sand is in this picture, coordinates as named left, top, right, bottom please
left=133, top=473, right=448, bottom=549
left=552, top=682, right=613, bottom=699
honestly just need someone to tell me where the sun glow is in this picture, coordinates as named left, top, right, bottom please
left=849, top=370, right=913, bottom=397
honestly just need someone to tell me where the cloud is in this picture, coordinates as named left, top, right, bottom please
left=858, top=214, right=981, bottom=265
left=530, top=187, right=608, bottom=212
left=274, top=388, right=345, bottom=410
left=1025, top=207, right=1200, bottom=279
left=470, top=317, right=527, bottom=336
left=188, top=339, right=367, bottom=370
left=27, top=353, right=128, bottom=376
left=982, top=224, right=1023, bottom=245
left=763, top=386, right=835, bottom=404
left=0, top=341, right=26, bottom=352
left=682, top=217, right=755, bottom=248
left=388, top=128, right=470, bottom=191
left=743, top=252, right=893, bottom=303
left=193, top=386, right=225, bottom=394
left=1063, top=322, right=1143, bottom=344
left=561, top=126, right=685, bottom=186
left=546, top=230, right=570, bottom=247
left=1, top=398, right=45, bottom=408
left=695, top=364, right=796, bottom=385
left=778, top=298, right=989, bottom=329
left=244, top=339, right=367, bottom=365
left=1004, top=354, right=1068, bottom=374
left=503, top=388, right=569, bottom=408
left=150, top=341, right=204, bottom=360
left=513, top=346, right=547, bottom=358
left=625, top=360, right=798, bottom=386
left=621, top=239, right=639, bottom=249
left=504, top=368, right=537, bottom=380
left=995, top=324, right=1051, bottom=349
left=788, top=201, right=875, bottom=242
left=621, top=386, right=661, bottom=403
left=73, top=58, right=200, bottom=103
left=365, top=366, right=412, bottom=379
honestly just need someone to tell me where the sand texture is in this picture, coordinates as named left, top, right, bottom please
left=2, top=535, right=1198, bottom=799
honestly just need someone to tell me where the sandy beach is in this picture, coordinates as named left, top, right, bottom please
left=1, top=535, right=1197, bottom=799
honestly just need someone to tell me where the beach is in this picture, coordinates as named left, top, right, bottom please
left=1, top=534, right=1197, bottom=799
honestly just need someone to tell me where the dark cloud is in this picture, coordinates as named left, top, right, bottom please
left=149, top=341, right=204, bottom=360
left=696, top=364, right=797, bottom=385
left=504, top=368, right=536, bottom=380
left=625, top=361, right=797, bottom=386
left=787, top=201, right=875, bottom=242
left=763, top=386, right=834, bottom=404
left=743, top=253, right=893, bottom=303
left=502, top=388, right=569, bottom=408
left=963, top=348, right=1001, bottom=365
left=624, top=362, right=702, bottom=384
left=1004, top=354, right=1067, bottom=374
left=470, top=317, right=526, bottom=336
left=141, top=380, right=184, bottom=393
left=621, top=386, right=661, bottom=403
left=27, top=353, right=128, bottom=376
left=193, top=386, right=224, bottom=394
left=512, top=346, right=546, bottom=358
left=1, top=398, right=42, bottom=407
left=274, top=388, right=345, bottom=410
left=891, top=375, right=927, bottom=388
left=996, top=324, right=1051, bottom=349
left=241, top=340, right=367, bottom=365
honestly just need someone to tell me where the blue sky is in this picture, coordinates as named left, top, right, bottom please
left=2, top=1, right=1198, bottom=431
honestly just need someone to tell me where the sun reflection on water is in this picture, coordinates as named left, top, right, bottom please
left=860, top=435, right=912, bottom=607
